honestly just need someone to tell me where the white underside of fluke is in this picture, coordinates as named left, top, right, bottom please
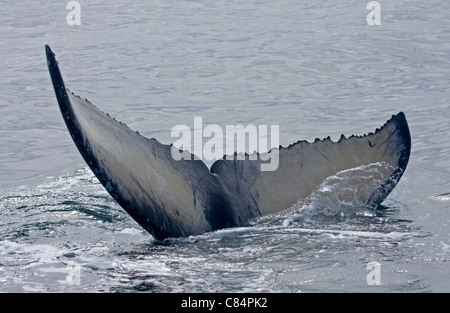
left=46, top=45, right=411, bottom=240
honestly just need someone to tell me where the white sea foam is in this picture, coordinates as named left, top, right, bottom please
left=0, top=240, right=67, bottom=268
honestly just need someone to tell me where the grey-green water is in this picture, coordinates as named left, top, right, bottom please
left=0, top=0, right=449, bottom=292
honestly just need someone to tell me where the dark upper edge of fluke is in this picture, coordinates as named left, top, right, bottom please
left=45, top=45, right=183, bottom=240
left=45, top=45, right=73, bottom=123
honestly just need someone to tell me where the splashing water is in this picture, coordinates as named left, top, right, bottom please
left=308, top=162, right=397, bottom=214
left=0, top=164, right=445, bottom=292
left=253, top=162, right=398, bottom=228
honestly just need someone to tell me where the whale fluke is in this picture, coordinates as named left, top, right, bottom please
left=45, top=45, right=411, bottom=240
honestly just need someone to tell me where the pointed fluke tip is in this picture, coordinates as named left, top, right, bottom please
left=45, top=44, right=53, bottom=57
left=45, top=44, right=58, bottom=67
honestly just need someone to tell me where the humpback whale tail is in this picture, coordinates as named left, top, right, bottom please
left=45, top=45, right=411, bottom=240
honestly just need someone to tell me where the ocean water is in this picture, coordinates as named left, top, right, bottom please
left=0, top=0, right=449, bottom=292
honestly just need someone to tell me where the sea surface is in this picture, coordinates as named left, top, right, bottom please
left=0, top=0, right=449, bottom=292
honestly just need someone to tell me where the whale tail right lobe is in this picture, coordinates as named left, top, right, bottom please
left=212, top=112, right=411, bottom=216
